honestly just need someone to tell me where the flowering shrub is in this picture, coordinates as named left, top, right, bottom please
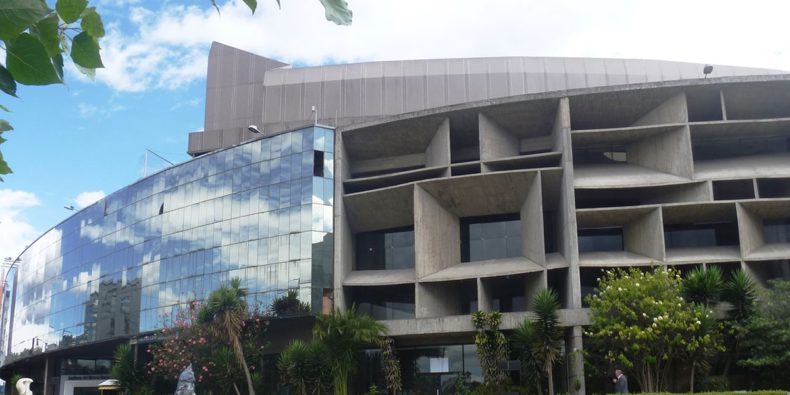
left=585, top=267, right=722, bottom=392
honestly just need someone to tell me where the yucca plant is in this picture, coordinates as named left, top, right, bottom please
left=684, top=266, right=724, bottom=307
left=532, top=288, right=563, bottom=395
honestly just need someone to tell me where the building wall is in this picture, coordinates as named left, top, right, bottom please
left=335, top=79, right=790, bottom=392
left=2, top=126, right=335, bottom=365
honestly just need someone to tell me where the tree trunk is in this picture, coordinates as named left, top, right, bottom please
left=232, top=383, right=242, bottom=395
left=547, top=365, right=554, bottom=395
left=690, top=361, right=696, bottom=393
left=231, top=334, right=256, bottom=395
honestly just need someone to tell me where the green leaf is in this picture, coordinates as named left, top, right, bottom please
left=56, top=0, right=87, bottom=24
left=0, top=149, right=11, bottom=180
left=0, top=105, right=9, bottom=112
left=70, top=31, right=103, bottom=69
left=0, top=0, right=51, bottom=42
left=30, top=14, right=61, bottom=57
left=73, top=63, right=95, bottom=79
left=81, top=7, right=104, bottom=38
left=0, top=135, right=5, bottom=144
left=243, top=0, right=257, bottom=13
left=319, top=0, right=352, bottom=25
left=0, top=65, right=18, bottom=97
left=52, top=53, right=64, bottom=81
left=0, top=119, right=12, bottom=132
left=210, top=0, right=220, bottom=14
left=6, top=33, right=62, bottom=85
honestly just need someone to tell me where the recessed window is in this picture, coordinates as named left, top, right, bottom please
left=461, top=214, right=521, bottom=262
left=764, top=219, right=790, bottom=244
left=313, top=151, right=324, bottom=177
left=578, top=227, right=624, bottom=253
left=355, top=227, right=415, bottom=270
left=664, top=222, right=739, bottom=249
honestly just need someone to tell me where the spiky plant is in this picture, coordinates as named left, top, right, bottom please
left=683, top=266, right=724, bottom=307
left=197, top=278, right=255, bottom=395
left=532, top=288, right=563, bottom=395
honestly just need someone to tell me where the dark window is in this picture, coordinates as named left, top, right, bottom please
left=713, top=179, right=754, bottom=200
left=458, top=280, right=478, bottom=314
left=664, top=222, right=739, bottom=249
left=573, top=145, right=628, bottom=165
left=313, top=151, right=324, bottom=177
left=758, top=178, right=790, bottom=198
left=159, top=203, right=164, bottom=215
left=484, top=276, right=526, bottom=313
left=350, top=285, right=415, bottom=320
left=355, top=227, right=415, bottom=270
left=543, top=210, right=558, bottom=253
left=461, top=214, right=521, bottom=262
left=764, top=219, right=790, bottom=244
left=578, top=227, right=624, bottom=253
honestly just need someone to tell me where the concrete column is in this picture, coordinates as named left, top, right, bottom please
left=414, top=185, right=460, bottom=278
left=477, top=277, right=491, bottom=312
left=416, top=282, right=459, bottom=318
left=624, top=208, right=665, bottom=261
left=736, top=203, right=764, bottom=257
left=525, top=270, right=547, bottom=310
left=425, top=118, right=451, bottom=168
left=555, top=98, right=582, bottom=309
left=479, top=112, right=519, bottom=163
left=719, top=89, right=728, bottom=120
left=567, top=326, right=586, bottom=395
left=521, top=173, right=546, bottom=265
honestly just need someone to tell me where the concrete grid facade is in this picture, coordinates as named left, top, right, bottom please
left=5, top=41, right=790, bottom=393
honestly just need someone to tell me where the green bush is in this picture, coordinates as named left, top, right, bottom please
left=635, top=392, right=786, bottom=395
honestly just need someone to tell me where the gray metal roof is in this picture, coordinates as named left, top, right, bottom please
left=191, top=42, right=785, bottom=155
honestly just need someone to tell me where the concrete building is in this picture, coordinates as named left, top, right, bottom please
left=3, top=42, right=790, bottom=394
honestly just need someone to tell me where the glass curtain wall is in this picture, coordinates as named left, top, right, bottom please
left=2, top=127, right=334, bottom=364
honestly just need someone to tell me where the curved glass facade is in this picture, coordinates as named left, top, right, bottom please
left=2, top=126, right=334, bottom=364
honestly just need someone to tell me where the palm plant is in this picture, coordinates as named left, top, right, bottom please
left=683, top=266, right=724, bottom=307
left=313, top=307, right=387, bottom=395
left=720, top=270, right=757, bottom=378
left=111, top=344, right=139, bottom=394
left=278, top=339, right=332, bottom=395
left=197, top=278, right=256, bottom=395
left=511, top=318, right=543, bottom=394
left=532, top=288, right=563, bottom=395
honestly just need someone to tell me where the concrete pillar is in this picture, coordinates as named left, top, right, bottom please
left=567, top=326, right=586, bottom=395
left=479, top=112, right=519, bottom=163
left=624, top=208, right=665, bottom=262
left=521, top=173, right=546, bottom=265
left=627, top=126, right=695, bottom=179
left=632, top=92, right=688, bottom=126
left=425, top=118, right=451, bottom=168
left=525, top=270, right=547, bottom=310
left=477, top=277, right=492, bottom=312
left=416, top=282, right=459, bottom=318
left=736, top=203, right=765, bottom=257
left=414, top=185, right=460, bottom=278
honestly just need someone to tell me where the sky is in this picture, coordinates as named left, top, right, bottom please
left=1, top=0, right=790, bottom=261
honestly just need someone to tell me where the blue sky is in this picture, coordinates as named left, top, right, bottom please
left=2, top=0, right=790, bottom=260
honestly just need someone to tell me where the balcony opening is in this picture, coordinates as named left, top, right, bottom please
left=543, top=210, right=559, bottom=254
left=483, top=275, right=527, bottom=313
left=573, top=145, right=628, bottom=165
left=579, top=268, right=606, bottom=307
left=460, top=214, right=521, bottom=262
left=713, top=179, right=754, bottom=200
left=349, top=284, right=415, bottom=320
left=547, top=268, right=569, bottom=308
left=758, top=178, right=790, bottom=198
left=664, top=222, right=739, bottom=249
left=577, top=227, right=624, bottom=253
left=746, top=260, right=790, bottom=285
left=355, top=227, right=415, bottom=271
left=686, top=88, right=723, bottom=122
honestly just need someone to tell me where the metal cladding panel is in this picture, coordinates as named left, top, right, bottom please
left=191, top=42, right=786, bottom=156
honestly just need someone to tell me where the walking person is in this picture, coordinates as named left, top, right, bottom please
left=613, top=368, right=628, bottom=393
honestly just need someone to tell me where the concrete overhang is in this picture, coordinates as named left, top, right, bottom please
left=665, top=246, right=741, bottom=264
left=418, top=257, right=544, bottom=283
left=661, top=201, right=737, bottom=223
left=418, top=170, right=538, bottom=217
left=342, top=269, right=416, bottom=286
left=578, top=251, right=657, bottom=267
left=383, top=308, right=591, bottom=337
left=344, top=184, right=414, bottom=232
left=694, top=153, right=790, bottom=180
left=574, top=163, right=689, bottom=189
left=576, top=206, right=657, bottom=228
left=744, top=243, right=790, bottom=261
left=571, top=123, right=685, bottom=147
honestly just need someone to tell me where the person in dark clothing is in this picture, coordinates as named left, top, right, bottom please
left=612, top=369, right=629, bottom=393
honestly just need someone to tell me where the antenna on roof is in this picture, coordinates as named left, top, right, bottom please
left=311, top=105, right=318, bottom=125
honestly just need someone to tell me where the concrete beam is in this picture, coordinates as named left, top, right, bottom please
left=350, top=153, right=425, bottom=177
left=416, top=282, right=461, bottom=318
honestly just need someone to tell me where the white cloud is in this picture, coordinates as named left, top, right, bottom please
left=74, top=190, right=106, bottom=209
left=0, top=189, right=41, bottom=261
left=77, top=103, right=126, bottom=119
left=91, top=0, right=790, bottom=93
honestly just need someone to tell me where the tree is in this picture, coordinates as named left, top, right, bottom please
left=313, top=307, right=387, bottom=395
left=739, top=279, right=790, bottom=389
left=197, top=278, right=256, bottom=395
left=268, top=289, right=311, bottom=318
left=586, top=267, right=722, bottom=392
left=719, top=270, right=757, bottom=379
left=112, top=344, right=142, bottom=394
left=471, top=311, right=509, bottom=387
left=0, top=0, right=352, bottom=181
left=512, top=318, right=543, bottom=393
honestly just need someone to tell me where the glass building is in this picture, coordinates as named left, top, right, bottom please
left=2, top=126, right=334, bottom=366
